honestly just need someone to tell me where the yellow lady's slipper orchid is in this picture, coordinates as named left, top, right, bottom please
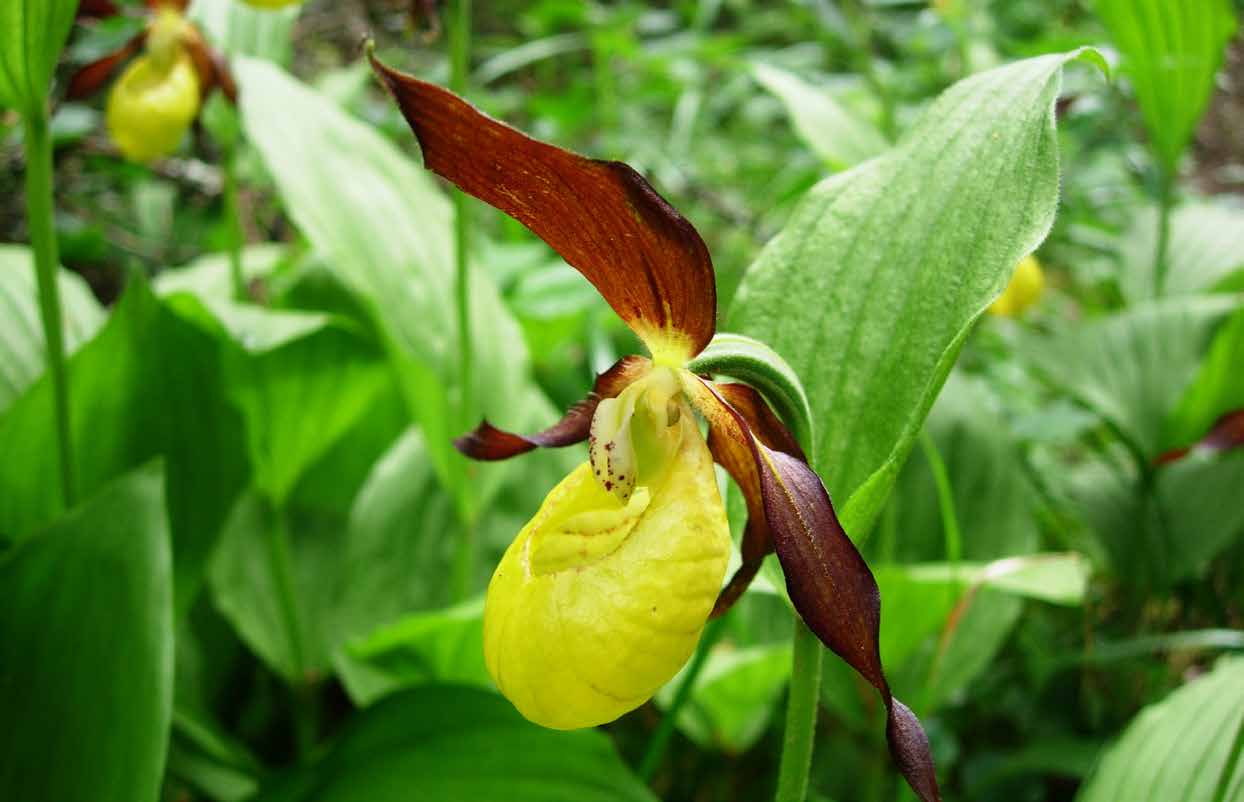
left=68, top=1, right=237, bottom=164
left=370, top=51, right=942, bottom=801
left=485, top=369, right=730, bottom=728
left=988, top=254, right=1045, bottom=317
left=106, top=51, right=200, bottom=164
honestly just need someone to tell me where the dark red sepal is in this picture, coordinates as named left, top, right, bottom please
left=685, top=377, right=941, bottom=802
left=454, top=356, right=649, bottom=461
left=76, top=0, right=121, bottom=19
left=368, top=51, right=718, bottom=361
left=1155, top=408, right=1244, bottom=465
left=65, top=32, right=146, bottom=100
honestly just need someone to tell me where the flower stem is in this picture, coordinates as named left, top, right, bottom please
left=266, top=501, right=314, bottom=756
left=22, top=107, right=76, bottom=506
left=448, top=0, right=477, bottom=602
left=222, top=148, right=247, bottom=301
left=1152, top=164, right=1174, bottom=298
left=775, top=620, right=824, bottom=802
left=918, top=428, right=961, bottom=566
left=638, top=616, right=726, bottom=782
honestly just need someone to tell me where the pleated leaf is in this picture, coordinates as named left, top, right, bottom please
left=252, top=686, right=656, bottom=802
left=0, top=466, right=173, bottom=802
left=730, top=50, right=1103, bottom=536
left=1077, top=656, right=1244, bottom=802
left=1095, top=0, right=1236, bottom=170
left=0, top=0, right=77, bottom=114
left=0, top=244, right=104, bottom=415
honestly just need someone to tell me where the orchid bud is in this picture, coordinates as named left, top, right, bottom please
left=989, top=254, right=1045, bottom=317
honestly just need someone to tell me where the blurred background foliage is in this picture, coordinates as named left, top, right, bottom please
left=2, top=1, right=1244, bottom=801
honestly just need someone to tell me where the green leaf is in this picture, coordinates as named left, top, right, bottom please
left=221, top=313, right=390, bottom=506
left=1064, top=447, right=1244, bottom=586
left=751, top=62, right=888, bottom=170
left=0, top=281, right=249, bottom=615
left=655, top=641, right=793, bottom=754
left=235, top=57, right=563, bottom=512
left=207, top=491, right=342, bottom=681
left=189, top=0, right=299, bottom=64
left=153, top=244, right=291, bottom=301
left=1120, top=203, right=1244, bottom=302
left=253, top=686, right=657, bottom=802
left=1095, top=0, right=1236, bottom=170
left=0, top=465, right=173, bottom=802
left=0, top=0, right=77, bottom=115
left=336, top=598, right=491, bottom=706
left=1166, top=309, right=1244, bottom=450
left=1020, top=295, right=1240, bottom=459
left=0, top=244, right=104, bottom=414
left=730, top=51, right=1102, bottom=536
left=1077, top=656, right=1244, bottom=802
left=329, top=429, right=457, bottom=643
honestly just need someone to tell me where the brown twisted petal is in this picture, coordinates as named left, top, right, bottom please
left=66, top=32, right=147, bottom=100
left=704, top=383, right=802, bottom=618
left=685, top=376, right=941, bottom=802
left=368, top=52, right=718, bottom=362
left=454, top=356, right=650, bottom=461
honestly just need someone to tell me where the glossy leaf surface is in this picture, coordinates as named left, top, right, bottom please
left=0, top=466, right=172, bottom=802
left=0, top=282, right=248, bottom=614
left=253, top=686, right=657, bottom=802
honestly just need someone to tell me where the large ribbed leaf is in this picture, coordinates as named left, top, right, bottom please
left=0, top=466, right=172, bottom=802
left=253, top=686, right=656, bottom=802
left=1095, top=0, right=1236, bottom=170
left=0, top=0, right=77, bottom=114
left=0, top=245, right=104, bottom=415
left=1120, top=202, right=1244, bottom=302
left=1020, top=296, right=1240, bottom=460
left=1077, top=656, right=1244, bottom=802
left=0, top=282, right=248, bottom=615
left=730, top=51, right=1102, bottom=536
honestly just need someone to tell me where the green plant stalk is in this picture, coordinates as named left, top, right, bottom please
left=1152, top=164, right=1174, bottom=297
left=919, top=428, right=962, bottom=566
left=638, top=616, right=726, bottom=781
left=775, top=621, right=824, bottom=802
left=222, top=149, right=247, bottom=301
left=448, top=0, right=477, bottom=602
left=266, top=502, right=314, bottom=756
left=22, top=108, right=76, bottom=506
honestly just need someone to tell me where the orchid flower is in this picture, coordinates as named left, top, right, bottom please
left=67, top=1, right=236, bottom=164
left=370, top=53, right=941, bottom=801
